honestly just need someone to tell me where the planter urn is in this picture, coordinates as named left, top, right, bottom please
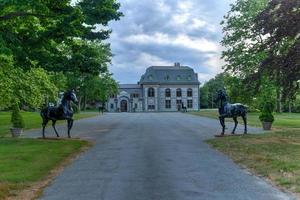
left=262, top=122, right=272, bottom=130
left=10, top=128, right=23, bottom=137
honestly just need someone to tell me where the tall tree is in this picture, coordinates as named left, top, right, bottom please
left=221, top=0, right=268, bottom=78
left=255, top=0, right=300, bottom=100
left=0, top=0, right=122, bottom=73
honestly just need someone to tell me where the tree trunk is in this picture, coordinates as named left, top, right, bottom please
left=288, top=99, right=292, bottom=113
left=83, top=94, right=87, bottom=111
left=276, top=88, right=282, bottom=113
left=78, top=96, right=82, bottom=112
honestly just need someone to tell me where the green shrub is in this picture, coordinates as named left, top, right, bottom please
left=259, top=101, right=275, bottom=122
left=11, top=104, right=25, bottom=128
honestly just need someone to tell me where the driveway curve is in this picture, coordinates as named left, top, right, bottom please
left=26, top=113, right=296, bottom=200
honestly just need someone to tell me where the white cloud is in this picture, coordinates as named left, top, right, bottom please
left=123, top=32, right=220, bottom=53
left=204, top=53, right=225, bottom=73
left=198, top=73, right=215, bottom=84
left=106, top=0, right=234, bottom=83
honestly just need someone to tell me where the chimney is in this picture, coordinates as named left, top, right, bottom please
left=174, top=62, right=180, bottom=67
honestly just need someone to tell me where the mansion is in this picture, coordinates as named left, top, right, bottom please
left=106, top=63, right=200, bottom=112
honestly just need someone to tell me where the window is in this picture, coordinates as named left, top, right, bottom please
left=187, top=88, right=193, bottom=97
left=187, top=75, right=192, bottom=80
left=148, top=88, right=155, bottom=97
left=187, top=100, right=193, bottom=108
left=176, top=88, right=182, bottom=97
left=148, top=75, right=153, bottom=80
left=165, top=75, right=170, bottom=80
left=165, top=100, right=171, bottom=109
left=134, top=103, right=138, bottom=109
left=176, top=75, right=181, bottom=80
left=165, top=88, right=171, bottom=97
left=176, top=100, right=182, bottom=105
left=131, top=93, right=139, bottom=98
left=110, top=104, right=114, bottom=109
left=148, top=105, right=155, bottom=110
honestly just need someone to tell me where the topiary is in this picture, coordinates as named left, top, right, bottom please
left=11, top=103, right=25, bottom=128
left=259, top=101, right=275, bottom=122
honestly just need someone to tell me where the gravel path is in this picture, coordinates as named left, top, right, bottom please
left=26, top=113, right=296, bottom=200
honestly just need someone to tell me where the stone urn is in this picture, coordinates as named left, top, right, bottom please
left=262, top=122, right=272, bottom=131
left=10, top=128, right=23, bottom=138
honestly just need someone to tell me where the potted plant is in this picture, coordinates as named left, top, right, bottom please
left=259, top=101, right=275, bottom=130
left=10, top=103, right=25, bottom=137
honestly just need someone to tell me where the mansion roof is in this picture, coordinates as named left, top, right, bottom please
left=139, top=64, right=199, bottom=85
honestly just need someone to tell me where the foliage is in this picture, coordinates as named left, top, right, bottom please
left=254, top=0, right=300, bottom=99
left=10, top=104, right=25, bottom=128
left=0, top=54, right=57, bottom=108
left=67, top=72, right=117, bottom=110
left=221, top=0, right=300, bottom=103
left=259, top=101, right=275, bottom=122
left=200, top=73, right=225, bottom=108
left=0, top=0, right=122, bottom=109
left=221, top=0, right=268, bottom=78
left=0, top=0, right=122, bottom=72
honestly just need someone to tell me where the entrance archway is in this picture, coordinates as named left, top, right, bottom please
left=120, top=100, right=128, bottom=112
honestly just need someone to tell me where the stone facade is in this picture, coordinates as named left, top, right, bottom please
left=106, top=63, right=200, bottom=112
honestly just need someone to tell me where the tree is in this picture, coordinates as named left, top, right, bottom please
left=0, top=54, right=57, bottom=109
left=0, top=0, right=122, bottom=73
left=0, top=1, right=122, bottom=109
left=255, top=0, right=300, bottom=100
left=221, top=0, right=268, bottom=78
left=200, top=73, right=225, bottom=108
left=220, top=0, right=289, bottom=112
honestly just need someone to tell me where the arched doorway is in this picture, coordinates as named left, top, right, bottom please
left=120, top=100, right=128, bottom=112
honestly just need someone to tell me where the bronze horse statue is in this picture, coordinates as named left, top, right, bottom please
left=215, top=90, right=247, bottom=135
left=40, top=90, right=78, bottom=138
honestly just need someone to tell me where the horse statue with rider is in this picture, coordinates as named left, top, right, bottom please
left=40, top=89, right=78, bottom=139
left=214, top=89, right=247, bottom=136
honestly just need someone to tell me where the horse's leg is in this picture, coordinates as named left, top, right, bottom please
left=232, top=117, right=238, bottom=134
left=219, top=116, right=225, bottom=135
left=242, top=115, right=247, bottom=134
left=52, top=120, right=60, bottom=137
left=42, top=119, right=49, bottom=139
left=67, top=119, right=74, bottom=138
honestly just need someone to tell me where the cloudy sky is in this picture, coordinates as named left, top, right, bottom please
left=107, top=0, right=234, bottom=84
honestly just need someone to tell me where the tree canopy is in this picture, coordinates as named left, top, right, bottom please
left=0, top=0, right=122, bottom=109
left=255, top=0, right=300, bottom=99
left=221, top=0, right=300, bottom=112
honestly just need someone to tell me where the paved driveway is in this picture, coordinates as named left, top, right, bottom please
left=27, top=113, right=296, bottom=200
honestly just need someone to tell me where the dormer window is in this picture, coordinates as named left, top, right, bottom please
left=176, top=75, right=181, bottom=81
left=148, top=75, right=153, bottom=80
left=165, top=75, right=170, bottom=80
left=187, top=75, right=192, bottom=80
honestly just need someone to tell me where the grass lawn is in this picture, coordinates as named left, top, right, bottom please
left=0, top=111, right=99, bottom=137
left=0, top=138, right=90, bottom=199
left=189, top=109, right=300, bottom=128
left=191, top=109, right=300, bottom=196
left=207, top=131, right=300, bottom=195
